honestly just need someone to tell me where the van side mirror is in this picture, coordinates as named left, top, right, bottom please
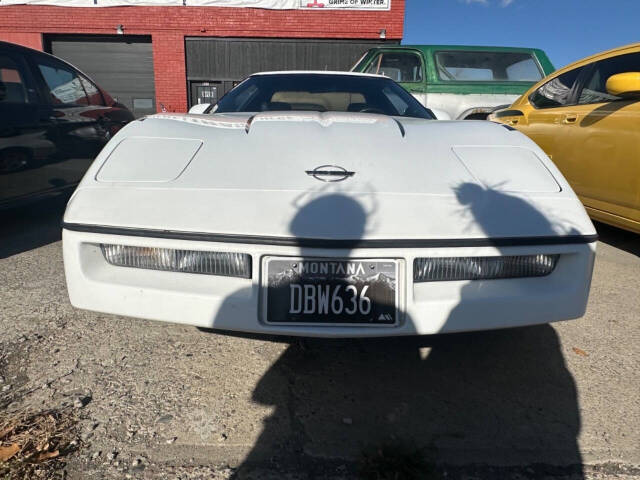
left=188, top=103, right=212, bottom=114
left=606, top=72, right=640, bottom=98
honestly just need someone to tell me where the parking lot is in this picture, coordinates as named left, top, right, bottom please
left=0, top=197, right=638, bottom=479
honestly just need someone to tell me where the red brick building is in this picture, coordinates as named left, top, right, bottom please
left=0, top=0, right=404, bottom=116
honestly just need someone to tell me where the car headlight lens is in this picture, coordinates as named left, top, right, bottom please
left=414, top=254, right=559, bottom=283
left=100, top=244, right=252, bottom=279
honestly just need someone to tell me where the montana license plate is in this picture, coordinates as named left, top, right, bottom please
left=264, top=258, right=399, bottom=326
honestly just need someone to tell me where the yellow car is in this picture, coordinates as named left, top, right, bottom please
left=490, top=43, right=640, bottom=234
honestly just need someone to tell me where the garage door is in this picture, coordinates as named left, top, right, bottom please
left=185, top=38, right=392, bottom=107
left=46, top=35, right=155, bottom=118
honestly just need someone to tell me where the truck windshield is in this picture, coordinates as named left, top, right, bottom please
left=435, top=51, right=543, bottom=82
left=214, top=73, right=435, bottom=119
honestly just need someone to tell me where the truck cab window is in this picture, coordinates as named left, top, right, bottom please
left=365, top=52, right=423, bottom=83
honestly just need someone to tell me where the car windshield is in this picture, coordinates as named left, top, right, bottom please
left=213, top=73, right=434, bottom=119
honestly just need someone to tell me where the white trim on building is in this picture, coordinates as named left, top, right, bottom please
left=0, top=0, right=390, bottom=9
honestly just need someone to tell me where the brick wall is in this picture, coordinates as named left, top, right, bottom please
left=0, top=2, right=405, bottom=112
left=151, top=32, right=187, bottom=113
left=0, top=31, right=43, bottom=50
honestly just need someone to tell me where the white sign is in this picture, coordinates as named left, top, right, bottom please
left=299, top=0, right=390, bottom=9
left=0, top=0, right=390, bottom=8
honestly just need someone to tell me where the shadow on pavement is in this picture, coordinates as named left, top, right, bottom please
left=0, top=194, right=68, bottom=259
left=220, top=185, right=584, bottom=478
left=232, top=327, right=581, bottom=478
left=594, top=221, right=640, bottom=257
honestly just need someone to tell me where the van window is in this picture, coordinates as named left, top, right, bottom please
left=365, top=52, right=423, bottom=83
left=435, top=51, right=543, bottom=82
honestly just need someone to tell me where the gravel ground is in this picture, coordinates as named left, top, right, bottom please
left=0, top=197, right=638, bottom=479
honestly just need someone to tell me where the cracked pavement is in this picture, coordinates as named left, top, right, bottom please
left=0, top=197, right=638, bottom=479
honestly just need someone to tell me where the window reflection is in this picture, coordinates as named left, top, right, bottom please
left=578, top=52, right=640, bottom=104
left=38, top=63, right=89, bottom=105
left=529, top=68, right=582, bottom=108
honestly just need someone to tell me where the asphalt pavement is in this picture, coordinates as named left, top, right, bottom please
left=0, top=197, right=638, bottom=479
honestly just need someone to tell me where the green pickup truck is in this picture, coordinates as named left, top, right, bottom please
left=351, top=45, right=555, bottom=120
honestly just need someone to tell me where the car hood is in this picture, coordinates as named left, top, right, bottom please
left=64, top=112, right=595, bottom=241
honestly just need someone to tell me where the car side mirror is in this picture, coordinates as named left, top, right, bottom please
left=606, top=72, right=640, bottom=98
left=188, top=103, right=212, bottom=114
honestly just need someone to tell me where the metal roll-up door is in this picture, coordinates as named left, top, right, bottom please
left=46, top=35, right=156, bottom=117
left=185, top=38, right=393, bottom=107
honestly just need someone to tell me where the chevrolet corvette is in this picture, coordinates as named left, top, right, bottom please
left=62, top=72, right=597, bottom=337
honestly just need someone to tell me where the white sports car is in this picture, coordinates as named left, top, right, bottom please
left=62, top=71, right=597, bottom=337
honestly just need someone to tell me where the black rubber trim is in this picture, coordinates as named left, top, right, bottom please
left=62, top=222, right=599, bottom=248
left=494, top=109, right=525, bottom=118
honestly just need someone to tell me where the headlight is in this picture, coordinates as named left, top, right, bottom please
left=414, top=254, right=559, bottom=283
left=100, top=244, right=252, bottom=279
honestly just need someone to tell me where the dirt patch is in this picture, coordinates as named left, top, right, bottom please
left=0, top=407, right=80, bottom=479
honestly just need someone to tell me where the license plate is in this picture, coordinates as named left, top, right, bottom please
left=263, top=257, right=399, bottom=326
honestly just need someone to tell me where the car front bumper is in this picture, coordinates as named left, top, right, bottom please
left=62, top=228, right=596, bottom=338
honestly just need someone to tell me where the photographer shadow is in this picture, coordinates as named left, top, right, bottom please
left=218, top=188, right=583, bottom=478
